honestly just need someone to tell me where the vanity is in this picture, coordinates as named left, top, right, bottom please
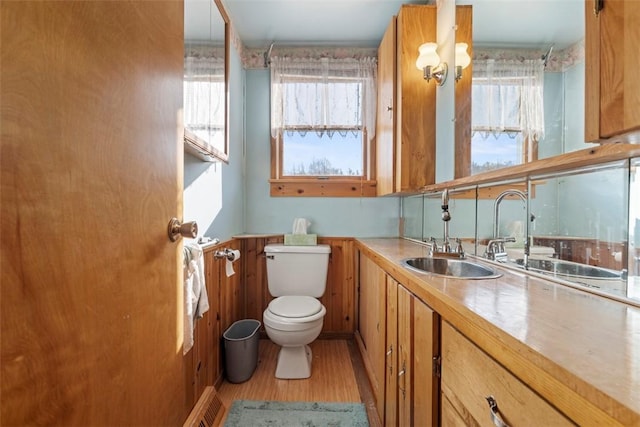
left=355, top=237, right=640, bottom=426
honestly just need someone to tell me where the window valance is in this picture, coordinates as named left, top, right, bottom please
left=270, top=56, right=377, bottom=140
left=472, top=58, right=545, bottom=141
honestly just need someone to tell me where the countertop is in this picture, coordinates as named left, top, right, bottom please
left=355, top=238, right=640, bottom=426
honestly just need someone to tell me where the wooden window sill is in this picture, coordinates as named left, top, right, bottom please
left=269, top=179, right=377, bottom=197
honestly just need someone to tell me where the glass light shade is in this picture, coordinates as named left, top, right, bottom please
left=455, top=43, right=471, bottom=69
left=415, top=43, right=440, bottom=70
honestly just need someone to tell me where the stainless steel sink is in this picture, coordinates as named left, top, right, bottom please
left=402, top=257, right=502, bottom=279
left=515, top=258, right=621, bottom=279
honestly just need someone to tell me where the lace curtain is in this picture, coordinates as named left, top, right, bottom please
left=270, top=56, right=377, bottom=140
left=184, top=45, right=225, bottom=146
left=472, top=58, right=545, bottom=141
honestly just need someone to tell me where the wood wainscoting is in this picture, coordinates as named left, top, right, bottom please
left=239, top=236, right=356, bottom=336
left=185, top=239, right=244, bottom=413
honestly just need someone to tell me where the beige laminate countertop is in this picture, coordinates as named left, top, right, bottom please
left=356, top=238, right=640, bottom=426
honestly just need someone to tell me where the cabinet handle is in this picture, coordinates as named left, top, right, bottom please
left=386, top=106, right=393, bottom=112
left=386, top=346, right=393, bottom=356
left=485, top=396, right=511, bottom=427
left=398, top=363, right=406, bottom=399
left=594, top=0, right=603, bottom=16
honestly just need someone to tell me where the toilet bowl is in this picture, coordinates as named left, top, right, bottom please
left=262, top=243, right=331, bottom=379
left=263, top=295, right=326, bottom=379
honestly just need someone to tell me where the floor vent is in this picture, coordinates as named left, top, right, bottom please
left=184, top=386, right=225, bottom=427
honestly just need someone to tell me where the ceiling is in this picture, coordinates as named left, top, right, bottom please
left=218, top=0, right=584, bottom=50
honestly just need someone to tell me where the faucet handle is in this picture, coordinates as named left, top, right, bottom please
left=485, top=237, right=513, bottom=262
left=454, top=238, right=465, bottom=254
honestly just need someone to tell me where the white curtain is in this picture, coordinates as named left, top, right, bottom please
left=472, top=58, right=545, bottom=141
left=184, top=45, right=225, bottom=146
left=270, top=57, right=377, bottom=140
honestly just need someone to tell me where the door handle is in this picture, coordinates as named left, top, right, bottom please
left=167, top=218, right=198, bottom=242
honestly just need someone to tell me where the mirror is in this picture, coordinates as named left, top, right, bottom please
left=456, top=0, right=585, bottom=176
left=184, top=0, right=229, bottom=162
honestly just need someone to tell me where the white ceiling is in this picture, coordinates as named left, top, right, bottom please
left=216, top=0, right=584, bottom=50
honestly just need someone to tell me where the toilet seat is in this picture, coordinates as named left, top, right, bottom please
left=268, top=296, right=322, bottom=318
left=264, top=296, right=326, bottom=332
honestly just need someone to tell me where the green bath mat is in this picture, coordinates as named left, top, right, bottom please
left=224, top=400, right=369, bottom=426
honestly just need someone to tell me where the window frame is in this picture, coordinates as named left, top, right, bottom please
left=269, top=68, right=377, bottom=197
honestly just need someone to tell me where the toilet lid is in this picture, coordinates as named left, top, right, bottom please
left=268, top=296, right=322, bottom=318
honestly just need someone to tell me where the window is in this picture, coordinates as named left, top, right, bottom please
left=184, top=42, right=228, bottom=161
left=270, top=57, right=377, bottom=197
left=470, top=58, right=545, bottom=175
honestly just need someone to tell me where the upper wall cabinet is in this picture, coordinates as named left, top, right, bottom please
left=376, top=5, right=437, bottom=196
left=585, top=0, right=640, bottom=142
left=184, top=0, right=230, bottom=162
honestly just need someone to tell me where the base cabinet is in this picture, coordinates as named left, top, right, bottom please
left=357, top=253, right=388, bottom=420
left=390, top=283, right=439, bottom=427
left=358, top=250, right=439, bottom=426
left=441, top=321, right=574, bottom=426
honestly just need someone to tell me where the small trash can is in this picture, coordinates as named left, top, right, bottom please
left=223, top=319, right=261, bottom=383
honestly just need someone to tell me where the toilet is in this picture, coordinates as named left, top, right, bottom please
left=262, top=244, right=331, bottom=379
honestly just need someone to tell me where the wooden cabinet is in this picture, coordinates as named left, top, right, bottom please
left=585, top=0, right=640, bottom=142
left=358, top=251, right=439, bottom=425
left=441, top=321, right=574, bottom=426
left=389, top=282, right=439, bottom=426
left=376, top=5, right=437, bottom=195
left=357, top=253, right=387, bottom=420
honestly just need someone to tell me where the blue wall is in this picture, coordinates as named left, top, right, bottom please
left=243, top=69, right=400, bottom=237
left=183, top=43, right=245, bottom=242
left=184, top=57, right=401, bottom=239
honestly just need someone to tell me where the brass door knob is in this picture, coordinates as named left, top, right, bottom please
left=167, top=218, right=198, bottom=242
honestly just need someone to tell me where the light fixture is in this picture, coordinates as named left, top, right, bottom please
left=415, top=42, right=448, bottom=86
left=454, top=43, right=471, bottom=81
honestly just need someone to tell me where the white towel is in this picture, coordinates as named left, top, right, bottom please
left=183, top=242, right=209, bottom=355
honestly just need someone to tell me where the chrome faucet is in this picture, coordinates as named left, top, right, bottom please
left=425, top=189, right=465, bottom=258
left=491, top=189, right=532, bottom=263
left=493, top=189, right=527, bottom=238
left=441, top=189, right=452, bottom=252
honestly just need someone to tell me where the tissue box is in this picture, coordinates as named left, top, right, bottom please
left=284, top=234, right=317, bottom=246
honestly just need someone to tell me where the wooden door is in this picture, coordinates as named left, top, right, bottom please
left=586, top=0, right=640, bottom=141
left=384, top=275, right=399, bottom=427
left=397, top=285, right=439, bottom=427
left=1, top=2, right=185, bottom=425
left=397, top=286, right=413, bottom=426
left=412, top=291, right=439, bottom=427
left=598, top=0, right=640, bottom=138
left=376, top=17, right=397, bottom=196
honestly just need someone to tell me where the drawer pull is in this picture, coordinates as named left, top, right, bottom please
left=398, top=363, right=406, bottom=399
left=486, top=396, right=511, bottom=427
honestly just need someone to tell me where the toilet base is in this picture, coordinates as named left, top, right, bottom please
left=275, top=345, right=312, bottom=379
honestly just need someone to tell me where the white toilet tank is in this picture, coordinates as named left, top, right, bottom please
left=264, top=244, right=331, bottom=297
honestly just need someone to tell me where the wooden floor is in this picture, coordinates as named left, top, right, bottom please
left=217, top=339, right=381, bottom=426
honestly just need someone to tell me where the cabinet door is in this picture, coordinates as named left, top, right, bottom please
left=397, top=285, right=439, bottom=427
left=384, top=276, right=399, bottom=426
left=376, top=17, right=397, bottom=196
left=358, top=254, right=387, bottom=420
left=441, top=322, right=574, bottom=426
left=375, top=5, right=437, bottom=195
left=585, top=0, right=640, bottom=141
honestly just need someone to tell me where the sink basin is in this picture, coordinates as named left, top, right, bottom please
left=402, top=257, right=502, bottom=279
left=515, top=258, right=621, bottom=279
